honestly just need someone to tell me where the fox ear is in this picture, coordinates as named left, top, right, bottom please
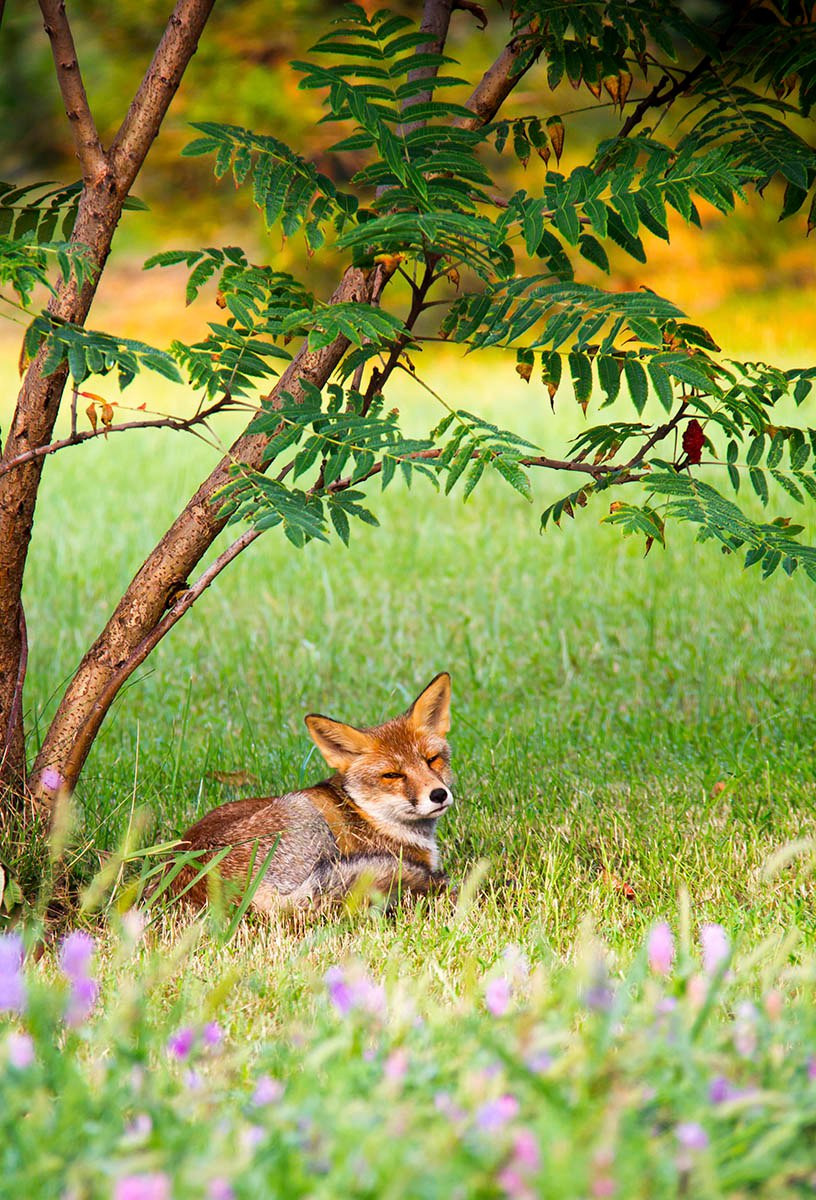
left=408, top=672, right=451, bottom=737
left=305, top=714, right=372, bottom=771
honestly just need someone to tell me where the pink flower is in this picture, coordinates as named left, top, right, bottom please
left=207, top=1181, right=235, bottom=1200
left=476, top=1094, right=519, bottom=1132
left=167, top=1027, right=196, bottom=1060
left=383, top=1047, right=408, bottom=1083
left=700, top=924, right=729, bottom=974
left=807, top=1056, right=816, bottom=1081
left=40, top=767, right=62, bottom=792
left=0, top=934, right=25, bottom=1014
left=252, top=1075, right=284, bottom=1106
left=512, top=1129, right=540, bottom=1171
left=676, top=1122, right=708, bottom=1151
left=114, top=1173, right=171, bottom=1200
left=647, top=923, right=674, bottom=975
left=497, top=1167, right=534, bottom=1200
left=485, top=976, right=512, bottom=1016
left=6, top=1032, right=35, bottom=1069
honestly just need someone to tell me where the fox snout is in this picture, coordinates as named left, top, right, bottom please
left=426, top=786, right=452, bottom=812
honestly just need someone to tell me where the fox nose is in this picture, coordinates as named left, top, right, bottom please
left=430, top=787, right=449, bottom=806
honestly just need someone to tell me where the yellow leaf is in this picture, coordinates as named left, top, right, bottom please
left=516, top=362, right=532, bottom=383
left=85, top=402, right=98, bottom=433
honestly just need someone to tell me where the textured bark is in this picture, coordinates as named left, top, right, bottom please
left=30, top=2, right=541, bottom=804
left=32, top=268, right=374, bottom=794
left=0, top=0, right=215, bottom=794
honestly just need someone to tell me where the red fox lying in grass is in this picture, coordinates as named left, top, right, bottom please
left=172, top=673, right=454, bottom=911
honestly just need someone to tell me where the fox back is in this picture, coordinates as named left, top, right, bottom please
left=172, top=673, right=454, bottom=911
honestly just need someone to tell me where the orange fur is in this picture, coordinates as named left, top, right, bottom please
left=170, top=673, right=454, bottom=912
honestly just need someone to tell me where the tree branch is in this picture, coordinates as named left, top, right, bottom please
left=38, top=0, right=106, bottom=184
left=0, top=397, right=237, bottom=480
left=109, top=0, right=215, bottom=191
left=455, top=25, right=542, bottom=131
left=31, top=3, right=544, bottom=801
left=60, top=528, right=262, bottom=792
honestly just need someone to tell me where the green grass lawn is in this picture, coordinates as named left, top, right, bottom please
left=4, top=329, right=816, bottom=1197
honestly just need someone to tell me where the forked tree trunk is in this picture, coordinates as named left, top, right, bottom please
left=4, top=0, right=536, bottom=807
left=0, top=0, right=216, bottom=798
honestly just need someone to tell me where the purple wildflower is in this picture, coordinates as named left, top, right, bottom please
left=184, top=1069, right=203, bottom=1092
left=207, top=1181, right=235, bottom=1200
left=167, top=1027, right=196, bottom=1060
left=0, top=933, right=25, bottom=1014
left=709, top=1075, right=733, bottom=1105
left=475, top=1094, right=520, bottom=1132
left=485, top=976, right=512, bottom=1017
left=700, top=924, right=729, bottom=974
left=6, top=1032, right=35, bottom=1069
left=59, top=931, right=98, bottom=1026
left=252, top=1075, right=284, bottom=1106
left=240, top=1124, right=265, bottom=1152
left=202, top=1021, right=222, bottom=1048
left=324, top=965, right=385, bottom=1017
left=807, top=1056, right=816, bottom=1082
left=324, top=966, right=354, bottom=1016
left=66, top=974, right=99, bottom=1027
left=676, top=1122, right=709, bottom=1151
left=114, top=1174, right=171, bottom=1200
left=59, top=931, right=94, bottom=979
left=525, top=1050, right=552, bottom=1074
left=647, top=923, right=675, bottom=975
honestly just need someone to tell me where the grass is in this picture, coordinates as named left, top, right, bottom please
left=3, top=291, right=816, bottom=1196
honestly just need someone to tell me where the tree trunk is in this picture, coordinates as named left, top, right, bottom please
left=26, top=1, right=539, bottom=805
left=31, top=267, right=375, bottom=796
left=0, top=0, right=216, bottom=798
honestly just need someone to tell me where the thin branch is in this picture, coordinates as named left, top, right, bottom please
left=624, top=402, right=689, bottom=471
left=38, top=0, right=106, bottom=183
left=594, top=57, right=714, bottom=175
left=453, top=1, right=487, bottom=30
left=0, top=397, right=236, bottom=480
left=109, top=0, right=216, bottom=192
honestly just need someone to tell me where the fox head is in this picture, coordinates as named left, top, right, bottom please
left=305, top=673, right=453, bottom=828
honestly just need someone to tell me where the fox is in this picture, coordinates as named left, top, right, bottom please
left=171, top=672, right=454, bottom=912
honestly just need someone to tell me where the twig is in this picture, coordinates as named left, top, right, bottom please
left=70, top=382, right=78, bottom=439
left=0, top=397, right=235, bottom=480
left=624, top=401, right=689, bottom=471
left=38, top=0, right=106, bottom=183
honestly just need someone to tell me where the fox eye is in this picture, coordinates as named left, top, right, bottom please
left=381, top=771, right=404, bottom=781
left=426, top=755, right=445, bottom=769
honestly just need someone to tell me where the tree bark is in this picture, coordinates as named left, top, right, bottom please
left=32, top=268, right=375, bottom=795
left=29, top=5, right=542, bottom=804
left=0, top=0, right=215, bottom=794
